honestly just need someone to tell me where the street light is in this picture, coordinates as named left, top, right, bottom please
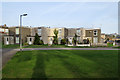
left=20, top=13, right=27, bottom=51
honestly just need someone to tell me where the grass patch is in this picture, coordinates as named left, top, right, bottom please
left=107, top=43, right=113, bottom=47
left=2, top=44, right=20, bottom=49
left=24, top=44, right=96, bottom=48
left=2, top=50, right=118, bottom=78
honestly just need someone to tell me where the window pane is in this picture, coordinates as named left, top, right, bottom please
left=38, top=29, right=41, bottom=35
left=16, top=37, right=19, bottom=43
left=16, top=28, right=19, bottom=34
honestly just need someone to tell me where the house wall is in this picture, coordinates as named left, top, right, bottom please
left=85, top=29, right=101, bottom=43
left=68, top=28, right=76, bottom=37
left=8, top=27, right=31, bottom=44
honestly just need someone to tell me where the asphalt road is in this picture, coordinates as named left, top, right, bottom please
left=1, top=48, right=18, bottom=67
left=15, top=47, right=120, bottom=51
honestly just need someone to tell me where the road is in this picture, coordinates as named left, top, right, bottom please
left=1, top=48, right=18, bottom=68
left=15, top=47, right=120, bottom=51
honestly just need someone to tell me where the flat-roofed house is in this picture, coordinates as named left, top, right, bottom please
left=85, top=28, right=101, bottom=44
left=4, top=26, right=31, bottom=45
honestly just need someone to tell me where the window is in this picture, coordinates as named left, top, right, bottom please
left=38, top=29, right=41, bottom=36
left=77, top=29, right=80, bottom=35
left=16, top=28, right=19, bottom=34
left=5, top=29, right=8, bottom=33
left=93, top=30, right=98, bottom=36
left=7, top=38, right=8, bottom=41
left=77, top=37, right=80, bottom=43
left=59, top=29, right=62, bottom=34
left=10, top=37, right=13, bottom=40
left=50, top=38, right=52, bottom=41
left=93, top=37, right=98, bottom=43
left=40, top=37, right=42, bottom=40
left=16, top=37, right=19, bottom=43
left=30, top=38, right=32, bottom=41
left=0, top=28, right=2, bottom=32
left=59, top=37, right=61, bottom=41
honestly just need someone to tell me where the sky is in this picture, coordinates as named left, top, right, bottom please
left=2, top=2, right=118, bottom=34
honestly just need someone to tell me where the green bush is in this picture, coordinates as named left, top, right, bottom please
left=33, top=33, right=40, bottom=45
left=61, top=39, right=66, bottom=45
left=107, top=43, right=113, bottom=47
left=40, top=40, right=44, bottom=45
left=24, top=42, right=28, bottom=46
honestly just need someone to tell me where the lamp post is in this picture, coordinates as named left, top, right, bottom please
left=20, top=14, right=27, bottom=51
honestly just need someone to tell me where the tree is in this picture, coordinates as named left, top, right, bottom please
left=66, top=38, right=69, bottom=44
left=86, top=38, right=89, bottom=44
left=53, top=29, right=58, bottom=45
left=73, top=34, right=77, bottom=45
left=33, top=33, right=40, bottom=45
left=40, top=40, right=44, bottom=45
left=61, top=39, right=66, bottom=45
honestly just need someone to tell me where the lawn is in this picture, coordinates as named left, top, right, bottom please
left=2, top=44, right=20, bottom=49
left=24, top=44, right=97, bottom=48
left=2, top=50, right=118, bottom=78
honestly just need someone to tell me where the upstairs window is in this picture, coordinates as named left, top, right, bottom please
left=16, top=28, right=19, bottom=34
left=38, top=29, right=41, bottom=36
left=94, top=30, right=98, bottom=36
left=5, top=29, right=8, bottom=33
left=40, top=37, right=42, bottom=40
left=77, top=29, right=80, bottom=35
left=0, top=28, right=2, bottom=32
left=59, top=29, right=62, bottom=34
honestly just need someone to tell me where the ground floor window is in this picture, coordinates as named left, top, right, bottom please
left=7, top=37, right=8, bottom=41
left=30, top=38, right=32, bottom=41
left=93, top=37, right=98, bottom=43
left=16, top=37, right=19, bottom=43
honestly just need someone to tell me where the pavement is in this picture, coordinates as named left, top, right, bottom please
left=2, top=48, right=18, bottom=67
left=15, top=47, right=120, bottom=51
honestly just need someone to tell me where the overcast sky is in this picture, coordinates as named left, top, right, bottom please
left=2, top=2, right=118, bottom=34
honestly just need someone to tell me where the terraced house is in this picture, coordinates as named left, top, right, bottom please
left=3, top=26, right=101, bottom=45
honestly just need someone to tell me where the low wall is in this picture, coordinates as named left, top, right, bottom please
left=68, top=44, right=90, bottom=46
left=76, top=44, right=90, bottom=46
left=91, top=43, right=107, bottom=46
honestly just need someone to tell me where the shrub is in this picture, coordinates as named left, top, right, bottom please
left=24, top=42, right=28, bottom=46
left=53, top=29, right=58, bottom=45
left=61, top=39, right=66, bottom=45
left=33, top=33, right=40, bottom=45
left=40, top=40, right=44, bottom=45
left=83, top=39, right=89, bottom=44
